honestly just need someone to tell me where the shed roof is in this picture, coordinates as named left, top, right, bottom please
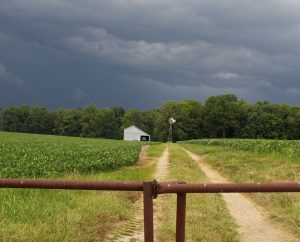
left=124, top=125, right=150, bottom=136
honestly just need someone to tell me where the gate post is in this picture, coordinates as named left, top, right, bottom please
left=176, top=182, right=186, bottom=242
left=143, top=182, right=154, bottom=242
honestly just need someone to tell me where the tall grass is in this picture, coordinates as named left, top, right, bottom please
left=181, top=142, right=300, bottom=236
left=179, top=138, right=300, bottom=160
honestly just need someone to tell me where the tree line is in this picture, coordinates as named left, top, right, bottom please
left=1, top=94, right=300, bottom=141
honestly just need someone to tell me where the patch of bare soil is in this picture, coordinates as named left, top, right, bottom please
left=184, top=149, right=299, bottom=242
left=153, top=147, right=169, bottom=241
left=105, top=146, right=169, bottom=242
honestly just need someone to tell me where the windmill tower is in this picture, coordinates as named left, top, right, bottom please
left=167, top=118, right=176, bottom=142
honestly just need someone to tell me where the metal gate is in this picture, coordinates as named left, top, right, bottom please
left=1, top=178, right=299, bottom=242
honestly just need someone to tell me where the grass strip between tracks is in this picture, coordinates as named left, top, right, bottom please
left=156, top=143, right=239, bottom=242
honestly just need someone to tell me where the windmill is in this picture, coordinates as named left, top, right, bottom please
left=167, top=118, right=176, bottom=142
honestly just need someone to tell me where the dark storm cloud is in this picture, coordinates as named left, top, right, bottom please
left=1, top=0, right=300, bottom=108
left=0, top=62, right=23, bottom=87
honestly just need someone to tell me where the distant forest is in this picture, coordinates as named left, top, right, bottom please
left=1, top=94, right=300, bottom=141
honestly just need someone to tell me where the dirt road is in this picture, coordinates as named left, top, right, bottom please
left=184, top=148, right=299, bottom=242
left=106, top=146, right=298, bottom=242
left=106, top=146, right=169, bottom=242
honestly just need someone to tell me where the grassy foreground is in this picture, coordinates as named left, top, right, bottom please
left=157, top=144, right=239, bottom=241
left=0, top=157, right=156, bottom=242
left=181, top=143, right=300, bottom=236
left=0, top=132, right=157, bottom=241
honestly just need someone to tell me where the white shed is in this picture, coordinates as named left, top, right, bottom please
left=124, top=125, right=151, bottom=141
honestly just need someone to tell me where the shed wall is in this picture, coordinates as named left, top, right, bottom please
left=124, top=132, right=141, bottom=141
left=123, top=125, right=150, bottom=141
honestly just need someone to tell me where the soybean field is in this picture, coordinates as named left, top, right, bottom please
left=180, top=138, right=300, bottom=159
left=0, top=131, right=155, bottom=242
left=0, top=131, right=144, bottom=178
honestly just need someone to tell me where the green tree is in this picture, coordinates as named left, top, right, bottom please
left=291, top=108, right=300, bottom=139
left=0, top=108, right=4, bottom=131
left=27, top=106, right=50, bottom=134
left=204, top=94, right=240, bottom=138
left=122, top=109, right=146, bottom=131
left=153, top=101, right=187, bottom=142
left=241, top=102, right=285, bottom=139
left=142, top=109, right=160, bottom=137
left=111, top=107, right=126, bottom=139
left=96, top=108, right=120, bottom=139
left=52, top=109, right=82, bottom=136
left=235, top=100, right=251, bottom=138
left=80, top=104, right=99, bottom=137
left=179, top=100, right=206, bottom=139
left=3, top=105, right=31, bottom=132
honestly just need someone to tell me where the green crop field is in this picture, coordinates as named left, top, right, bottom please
left=180, top=138, right=300, bottom=159
left=1, top=132, right=299, bottom=240
left=0, top=131, right=144, bottom=178
left=0, top=131, right=156, bottom=241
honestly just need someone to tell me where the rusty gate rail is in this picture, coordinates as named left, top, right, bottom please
left=0, top=178, right=143, bottom=191
left=0, top=178, right=300, bottom=242
left=157, top=182, right=300, bottom=194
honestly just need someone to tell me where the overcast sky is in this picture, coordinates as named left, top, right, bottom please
left=1, top=0, right=300, bottom=109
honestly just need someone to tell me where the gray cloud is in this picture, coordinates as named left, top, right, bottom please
left=0, top=63, right=23, bottom=86
left=213, top=72, right=240, bottom=80
left=1, top=0, right=300, bottom=108
left=72, top=88, right=86, bottom=100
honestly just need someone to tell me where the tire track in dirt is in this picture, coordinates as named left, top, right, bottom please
left=153, top=146, right=169, bottom=242
left=105, top=145, right=169, bottom=242
left=184, top=148, right=299, bottom=242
